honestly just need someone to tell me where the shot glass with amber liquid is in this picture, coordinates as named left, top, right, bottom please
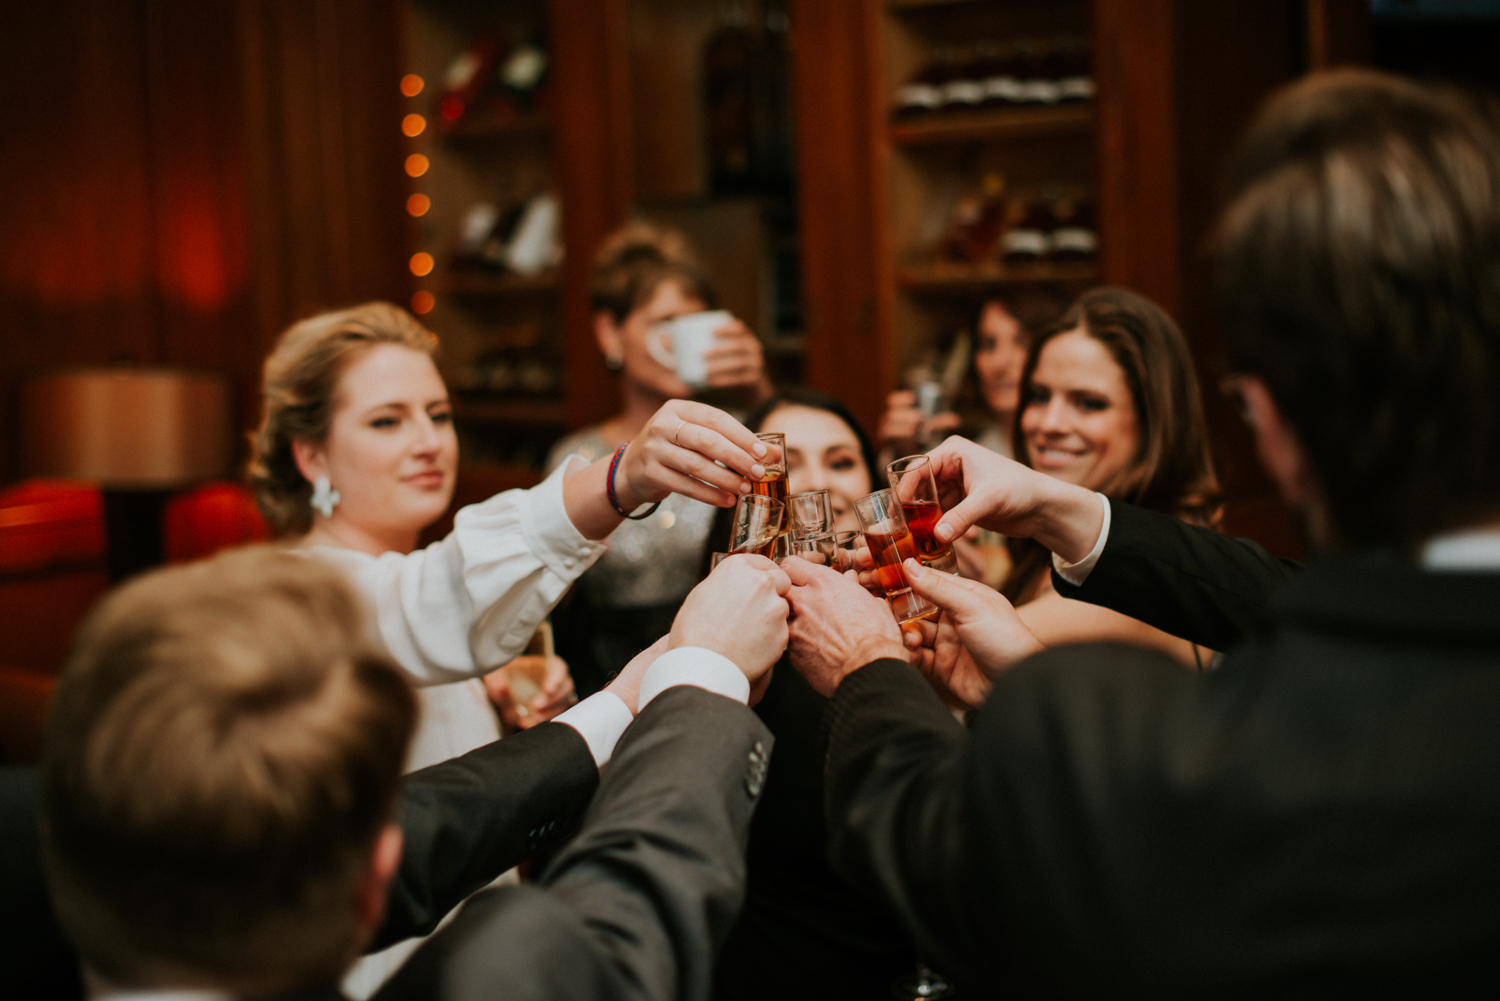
left=887, top=454, right=956, bottom=571
left=853, top=489, right=939, bottom=624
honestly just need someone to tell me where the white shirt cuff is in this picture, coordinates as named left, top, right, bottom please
left=637, top=647, right=750, bottom=709
left=553, top=691, right=635, bottom=768
left=515, top=454, right=609, bottom=578
left=1052, top=492, right=1111, bottom=587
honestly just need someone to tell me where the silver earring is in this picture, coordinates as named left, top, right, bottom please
left=310, top=475, right=341, bottom=519
left=604, top=352, right=624, bottom=371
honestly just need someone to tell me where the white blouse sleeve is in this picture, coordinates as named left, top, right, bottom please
left=309, top=456, right=607, bottom=686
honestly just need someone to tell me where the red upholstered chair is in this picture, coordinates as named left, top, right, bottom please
left=163, top=481, right=270, bottom=564
left=0, top=479, right=109, bottom=763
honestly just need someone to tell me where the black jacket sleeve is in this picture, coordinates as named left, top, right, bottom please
left=375, top=686, right=774, bottom=1001
left=374, top=720, right=599, bottom=948
left=0, top=768, right=82, bottom=1001
left=1054, top=500, right=1301, bottom=650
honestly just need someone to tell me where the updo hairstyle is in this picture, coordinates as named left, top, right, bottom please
left=249, top=302, right=438, bottom=537
left=589, top=221, right=715, bottom=324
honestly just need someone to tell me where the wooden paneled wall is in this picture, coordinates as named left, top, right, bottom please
left=0, top=0, right=410, bottom=485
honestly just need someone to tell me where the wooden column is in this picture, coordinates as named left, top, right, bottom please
left=550, top=0, right=633, bottom=431
left=1093, top=0, right=1182, bottom=320
left=788, top=0, right=891, bottom=439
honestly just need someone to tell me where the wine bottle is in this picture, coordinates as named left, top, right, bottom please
left=1001, top=196, right=1055, bottom=264
left=1049, top=195, right=1098, bottom=262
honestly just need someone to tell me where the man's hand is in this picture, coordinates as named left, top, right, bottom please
left=670, top=555, right=791, bottom=692
left=781, top=556, right=909, bottom=698
left=603, top=635, right=670, bottom=715
left=923, top=436, right=1103, bottom=564
left=898, top=559, right=1043, bottom=709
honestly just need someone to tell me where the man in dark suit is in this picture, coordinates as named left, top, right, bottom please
left=27, top=543, right=789, bottom=1001
left=780, top=69, right=1500, bottom=995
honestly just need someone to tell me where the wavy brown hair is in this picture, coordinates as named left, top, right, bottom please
left=1003, top=287, right=1221, bottom=602
left=249, top=302, right=438, bottom=537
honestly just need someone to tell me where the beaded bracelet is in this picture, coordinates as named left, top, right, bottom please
left=607, top=440, right=662, bottom=520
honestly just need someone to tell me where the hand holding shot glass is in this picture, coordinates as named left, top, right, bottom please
left=750, top=432, right=789, bottom=505
left=887, top=454, right=956, bottom=571
left=853, top=488, right=939, bottom=624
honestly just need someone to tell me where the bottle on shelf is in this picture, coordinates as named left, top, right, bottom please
left=942, top=173, right=1009, bottom=263
left=497, top=35, right=549, bottom=113
left=1016, top=38, right=1063, bottom=105
left=1000, top=195, right=1056, bottom=265
left=1049, top=194, right=1098, bottom=262
left=1058, top=35, right=1096, bottom=103
left=980, top=40, right=1024, bottom=107
left=893, top=46, right=956, bottom=118
left=940, top=45, right=985, bottom=112
left=435, top=34, right=503, bottom=127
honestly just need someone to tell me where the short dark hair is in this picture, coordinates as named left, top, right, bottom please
left=1216, top=70, right=1500, bottom=550
left=42, top=547, right=416, bottom=991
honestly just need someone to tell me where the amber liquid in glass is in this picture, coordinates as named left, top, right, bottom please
left=864, top=526, right=922, bottom=593
left=901, top=499, right=952, bottom=562
left=751, top=469, right=789, bottom=506
left=733, top=534, right=779, bottom=558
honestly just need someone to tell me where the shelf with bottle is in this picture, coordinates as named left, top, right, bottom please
left=429, top=31, right=552, bottom=140
left=432, top=192, right=563, bottom=298
left=891, top=35, right=1093, bottom=124
left=905, top=171, right=1099, bottom=292
left=890, top=102, right=1091, bottom=146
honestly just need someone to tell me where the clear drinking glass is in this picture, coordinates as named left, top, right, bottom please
left=709, top=551, right=730, bottom=570
left=831, top=530, right=861, bottom=572
left=791, top=531, right=836, bottom=566
left=769, top=531, right=794, bottom=564
left=751, top=432, right=788, bottom=506
left=852, top=489, right=939, bottom=624
left=887, top=454, right=955, bottom=570
left=730, top=494, right=784, bottom=557
left=788, top=488, right=834, bottom=538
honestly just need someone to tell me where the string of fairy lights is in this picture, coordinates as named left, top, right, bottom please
left=401, top=72, right=436, bottom=315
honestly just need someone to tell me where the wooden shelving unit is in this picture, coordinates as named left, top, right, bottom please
left=403, top=0, right=570, bottom=479
left=897, top=260, right=1099, bottom=292
left=889, top=103, right=1093, bottom=146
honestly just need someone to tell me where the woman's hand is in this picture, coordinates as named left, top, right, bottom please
left=897, top=558, right=1043, bottom=709
left=878, top=390, right=962, bottom=455
left=704, top=317, right=772, bottom=400
left=615, top=400, right=770, bottom=509
left=484, top=654, right=576, bottom=732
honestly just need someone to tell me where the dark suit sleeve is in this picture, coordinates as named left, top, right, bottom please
left=822, top=651, right=1191, bottom=994
left=375, top=686, right=773, bottom=1001
left=1054, top=500, right=1300, bottom=650
left=374, top=720, right=599, bottom=949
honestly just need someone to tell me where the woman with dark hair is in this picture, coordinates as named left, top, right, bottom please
left=1004, top=286, right=1221, bottom=666
left=706, top=390, right=922, bottom=1001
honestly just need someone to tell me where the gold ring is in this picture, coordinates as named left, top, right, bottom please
left=673, top=419, right=688, bottom=446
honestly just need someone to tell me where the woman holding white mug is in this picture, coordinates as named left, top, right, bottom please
left=546, top=222, right=772, bottom=691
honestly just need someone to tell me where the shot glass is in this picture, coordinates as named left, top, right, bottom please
left=831, top=530, right=861, bottom=572
left=792, top=531, right=837, bottom=566
left=751, top=432, right=788, bottom=506
left=887, top=454, right=955, bottom=571
left=709, top=551, right=730, bottom=570
left=853, top=489, right=938, bottom=624
left=788, top=488, right=835, bottom=538
left=769, top=531, right=794, bottom=564
left=730, top=494, right=784, bottom=557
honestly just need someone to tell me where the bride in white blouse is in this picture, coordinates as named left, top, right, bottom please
left=249, top=302, right=769, bottom=753
left=249, top=302, right=773, bottom=993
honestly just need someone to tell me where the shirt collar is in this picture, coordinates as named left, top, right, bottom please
left=1420, top=526, right=1500, bottom=572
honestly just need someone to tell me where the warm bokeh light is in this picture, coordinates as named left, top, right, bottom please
left=409, top=252, right=434, bottom=277
left=407, top=193, right=431, bottom=217
left=404, top=154, right=429, bottom=177
left=440, top=97, right=464, bottom=121
left=400, top=74, right=424, bottom=97
left=402, top=113, right=426, bottom=137
left=411, top=290, right=435, bottom=314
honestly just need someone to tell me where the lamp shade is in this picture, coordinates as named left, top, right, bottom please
left=22, top=369, right=230, bottom=488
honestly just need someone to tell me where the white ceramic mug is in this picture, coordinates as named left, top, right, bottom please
left=645, top=310, right=733, bottom=387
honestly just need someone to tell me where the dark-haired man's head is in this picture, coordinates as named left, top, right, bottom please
left=40, top=547, right=417, bottom=996
left=1217, top=69, right=1500, bottom=553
